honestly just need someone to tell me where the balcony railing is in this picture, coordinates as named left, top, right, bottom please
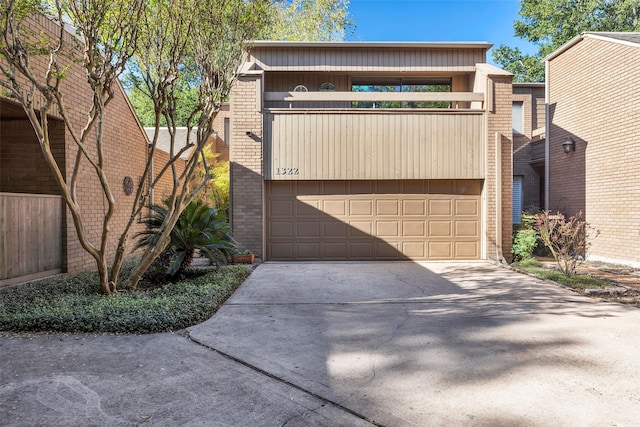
left=264, top=91, right=485, bottom=110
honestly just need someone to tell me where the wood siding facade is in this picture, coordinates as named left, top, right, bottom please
left=248, top=46, right=488, bottom=73
left=0, top=193, right=63, bottom=285
left=265, top=110, right=485, bottom=180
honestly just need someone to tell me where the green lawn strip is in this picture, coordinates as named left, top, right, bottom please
left=512, top=258, right=614, bottom=291
left=0, top=265, right=250, bottom=334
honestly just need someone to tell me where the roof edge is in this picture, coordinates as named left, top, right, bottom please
left=249, top=40, right=493, bottom=49
left=545, top=32, right=640, bottom=62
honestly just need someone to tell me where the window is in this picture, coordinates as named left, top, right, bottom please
left=351, top=77, right=451, bottom=109
left=224, top=118, right=230, bottom=147
left=512, top=176, right=523, bottom=224
left=512, top=101, right=523, bottom=134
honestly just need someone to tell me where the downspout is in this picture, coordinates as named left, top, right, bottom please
left=544, top=59, right=550, bottom=211
left=495, top=131, right=505, bottom=263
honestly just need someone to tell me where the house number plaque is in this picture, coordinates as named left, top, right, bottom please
left=275, top=168, right=299, bottom=176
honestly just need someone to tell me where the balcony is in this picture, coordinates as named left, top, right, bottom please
left=263, top=91, right=487, bottom=181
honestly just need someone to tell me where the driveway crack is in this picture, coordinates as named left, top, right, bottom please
left=181, top=330, right=385, bottom=427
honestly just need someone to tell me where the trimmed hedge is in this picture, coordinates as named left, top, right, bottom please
left=0, top=266, right=250, bottom=334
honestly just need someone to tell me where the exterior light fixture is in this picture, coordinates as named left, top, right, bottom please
left=562, top=137, right=576, bottom=154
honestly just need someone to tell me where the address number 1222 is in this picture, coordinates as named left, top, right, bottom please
left=275, top=167, right=299, bottom=175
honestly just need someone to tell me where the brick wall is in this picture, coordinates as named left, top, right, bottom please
left=512, top=86, right=545, bottom=211
left=548, top=36, right=640, bottom=266
left=211, top=104, right=230, bottom=162
left=230, top=75, right=264, bottom=256
left=1, top=14, right=150, bottom=274
left=485, top=77, right=515, bottom=261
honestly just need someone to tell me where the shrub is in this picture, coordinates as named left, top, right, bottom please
left=534, top=211, right=597, bottom=276
left=135, top=199, right=237, bottom=276
left=512, top=227, right=538, bottom=261
left=0, top=265, right=250, bottom=333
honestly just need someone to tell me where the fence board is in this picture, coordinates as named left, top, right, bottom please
left=0, top=193, right=62, bottom=283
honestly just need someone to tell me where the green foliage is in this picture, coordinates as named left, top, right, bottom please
left=491, top=45, right=544, bottom=82
left=494, top=0, right=640, bottom=81
left=124, top=0, right=353, bottom=127
left=512, top=227, right=538, bottom=261
left=534, top=211, right=597, bottom=277
left=0, top=265, right=250, bottom=333
left=512, top=258, right=612, bottom=290
left=267, top=0, right=354, bottom=41
left=135, top=200, right=237, bottom=276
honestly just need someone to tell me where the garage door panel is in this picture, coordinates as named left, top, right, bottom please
left=377, top=221, right=399, bottom=237
left=403, top=221, right=426, bottom=237
left=455, top=221, right=479, bottom=237
left=455, top=199, right=479, bottom=216
left=349, top=221, right=373, bottom=237
left=296, top=243, right=321, bottom=259
left=297, top=200, right=320, bottom=216
left=402, top=200, right=426, bottom=216
left=296, top=222, right=320, bottom=237
left=324, top=242, right=347, bottom=258
left=323, top=200, right=346, bottom=215
left=377, top=241, right=402, bottom=258
left=269, top=221, right=293, bottom=238
left=429, top=241, right=452, bottom=258
left=429, top=199, right=452, bottom=216
left=270, top=200, right=294, bottom=216
left=269, top=243, right=294, bottom=260
left=323, top=222, right=347, bottom=238
left=428, top=221, right=452, bottom=237
left=376, top=200, right=399, bottom=216
left=402, top=242, right=426, bottom=258
left=350, top=242, right=374, bottom=258
left=454, top=241, right=479, bottom=259
left=350, top=181, right=374, bottom=194
left=350, top=200, right=373, bottom=215
left=266, top=180, right=481, bottom=261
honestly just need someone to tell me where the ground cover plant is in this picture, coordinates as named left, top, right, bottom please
left=0, top=261, right=250, bottom=334
left=512, top=258, right=611, bottom=290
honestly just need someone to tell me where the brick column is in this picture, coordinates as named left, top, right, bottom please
left=485, top=76, right=514, bottom=261
left=230, top=73, right=264, bottom=257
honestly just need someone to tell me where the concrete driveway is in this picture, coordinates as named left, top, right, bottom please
left=188, top=262, right=640, bottom=426
left=2, top=262, right=640, bottom=426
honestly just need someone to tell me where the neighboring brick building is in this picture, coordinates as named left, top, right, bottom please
left=546, top=32, right=640, bottom=267
left=0, top=14, right=183, bottom=285
left=230, top=41, right=514, bottom=262
left=512, top=82, right=546, bottom=223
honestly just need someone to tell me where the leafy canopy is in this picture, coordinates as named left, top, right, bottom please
left=493, top=0, right=640, bottom=82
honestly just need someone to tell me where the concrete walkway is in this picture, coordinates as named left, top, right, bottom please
left=2, top=262, right=640, bottom=426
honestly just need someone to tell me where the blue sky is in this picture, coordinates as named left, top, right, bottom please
left=346, top=0, right=537, bottom=63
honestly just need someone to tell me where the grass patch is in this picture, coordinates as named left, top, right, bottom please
left=0, top=264, right=250, bottom=334
left=512, top=258, right=613, bottom=290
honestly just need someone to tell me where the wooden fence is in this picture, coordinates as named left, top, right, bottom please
left=0, top=192, right=63, bottom=286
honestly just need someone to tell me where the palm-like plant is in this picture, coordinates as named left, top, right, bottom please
left=135, top=199, right=237, bottom=276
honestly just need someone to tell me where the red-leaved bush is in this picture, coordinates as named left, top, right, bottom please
left=534, top=211, right=597, bottom=276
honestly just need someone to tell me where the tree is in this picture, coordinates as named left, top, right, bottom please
left=1, top=0, right=145, bottom=294
left=267, top=0, right=354, bottom=41
left=1, top=0, right=269, bottom=293
left=493, top=0, right=640, bottom=81
left=125, top=0, right=354, bottom=127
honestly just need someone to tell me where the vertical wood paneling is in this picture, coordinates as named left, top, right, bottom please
left=252, top=47, right=485, bottom=72
left=266, top=112, right=485, bottom=180
left=0, top=193, right=62, bottom=281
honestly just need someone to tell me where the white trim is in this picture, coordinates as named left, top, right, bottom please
left=250, top=40, right=492, bottom=49
left=584, top=32, right=640, bottom=49
left=544, top=60, right=550, bottom=211
left=545, top=32, right=640, bottom=62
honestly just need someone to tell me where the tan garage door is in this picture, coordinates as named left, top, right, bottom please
left=266, top=180, right=482, bottom=261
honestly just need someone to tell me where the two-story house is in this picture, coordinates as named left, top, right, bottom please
left=229, top=41, right=514, bottom=262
